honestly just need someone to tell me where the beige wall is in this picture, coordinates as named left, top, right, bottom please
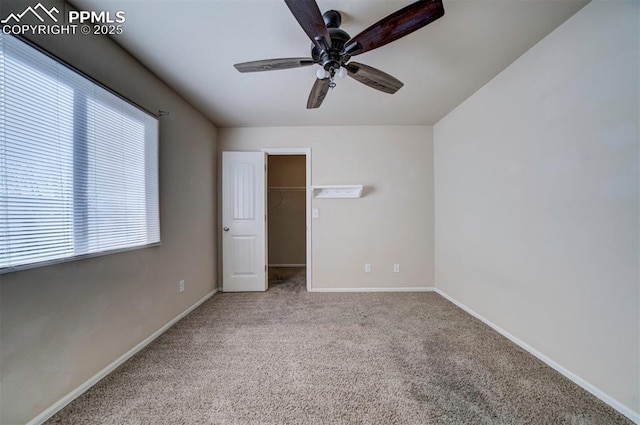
left=0, top=2, right=218, bottom=424
left=268, top=155, right=306, bottom=265
left=219, top=126, right=434, bottom=289
left=434, top=0, right=639, bottom=416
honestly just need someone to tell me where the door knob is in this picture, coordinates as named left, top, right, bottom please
left=223, top=226, right=229, bottom=232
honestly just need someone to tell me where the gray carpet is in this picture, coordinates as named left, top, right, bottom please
left=47, top=268, right=632, bottom=424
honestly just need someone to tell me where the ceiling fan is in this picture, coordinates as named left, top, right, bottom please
left=233, top=0, right=445, bottom=109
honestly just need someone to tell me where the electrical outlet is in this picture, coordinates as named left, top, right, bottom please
left=179, top=280, right=185, bottom=293
left=393, top=264, right=400, bottom=273
left=365, top=264, right=372, bottom=273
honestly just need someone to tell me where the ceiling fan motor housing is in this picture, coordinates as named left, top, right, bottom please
left=312, top=11, right=351, bottom=71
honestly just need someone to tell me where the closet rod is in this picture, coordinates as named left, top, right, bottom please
left=268, top=186, right=306, bottom=191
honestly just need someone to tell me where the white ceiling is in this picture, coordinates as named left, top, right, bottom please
left=72, top=0, right=588, bottom=128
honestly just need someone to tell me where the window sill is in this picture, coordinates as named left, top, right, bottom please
left=0, top=242, right=162, bottom=275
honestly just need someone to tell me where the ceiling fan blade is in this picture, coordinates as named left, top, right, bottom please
left=234, top=58, right=316, bottom=73
left=346, top=62, right=404, bottom=94
left=284, top=0, right=331, bottom=51
left=307, top=78, right=330, bottom=109
left=343, top=0, right=444, bottom=56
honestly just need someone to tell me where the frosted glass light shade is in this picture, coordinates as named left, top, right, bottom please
left=316, top=68, right=329, bottom=79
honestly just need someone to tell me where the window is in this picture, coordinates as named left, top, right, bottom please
left=0, top=34, right=160, bottom=272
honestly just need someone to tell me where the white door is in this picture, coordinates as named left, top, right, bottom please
left=222, top=152, right=267, bottom=292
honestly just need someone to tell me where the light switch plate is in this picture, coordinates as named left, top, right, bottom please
left=312, top=208, right=319, bottom=218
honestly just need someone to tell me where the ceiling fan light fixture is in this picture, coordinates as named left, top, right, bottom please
left=337, top=67, right=347, bottom=78
left=316, top=68, right=329, bottom=79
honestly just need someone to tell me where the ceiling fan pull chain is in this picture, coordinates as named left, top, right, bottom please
left=328, top=67, right=337, bottom=89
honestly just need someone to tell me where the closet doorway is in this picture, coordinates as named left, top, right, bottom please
left=267, top=153, right=308, bottom=291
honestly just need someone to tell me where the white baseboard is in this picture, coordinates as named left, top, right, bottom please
left=433, top=288, right=639, bottom=424
left=268, top=264, right=306, bottom=267
left=27, top=289, right=218, bottom=425
left=309, top=286, right=436, bottom=293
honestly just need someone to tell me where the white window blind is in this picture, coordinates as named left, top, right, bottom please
left=0, top=34, right=160, bottom=272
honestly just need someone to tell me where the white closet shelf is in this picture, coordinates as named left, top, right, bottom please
left=311, top=185, right=363, bottom=199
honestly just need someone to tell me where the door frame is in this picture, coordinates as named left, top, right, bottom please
left=261, top=148, right=312, bottom=291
